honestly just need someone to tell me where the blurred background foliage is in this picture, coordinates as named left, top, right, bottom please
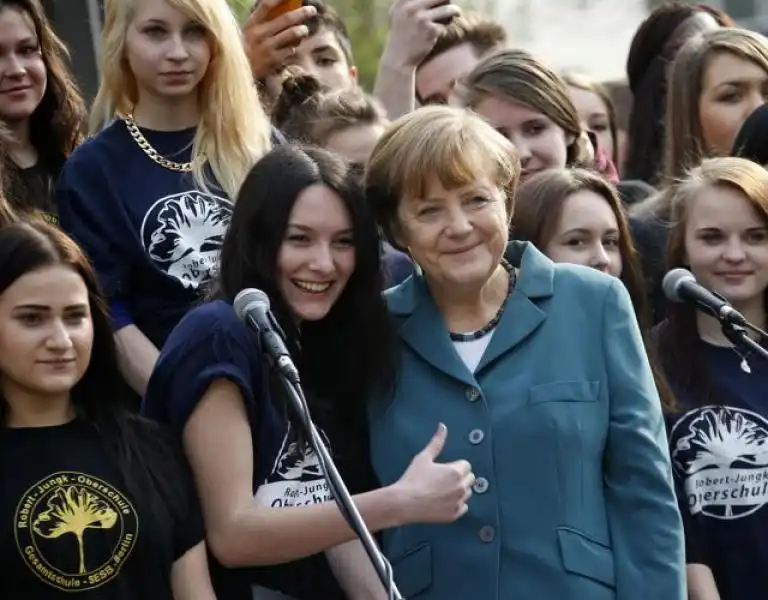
left=226, top=0, right=492, bottom=90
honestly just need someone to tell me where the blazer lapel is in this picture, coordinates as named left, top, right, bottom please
left=386, top=275, right=477, bottom=387
left=476, top=242, right=555, bottom=373
left=385, top=242, right=554, bottom=384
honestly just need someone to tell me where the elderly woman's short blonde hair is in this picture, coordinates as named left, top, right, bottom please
left=365, top=105, right=520, bottom=251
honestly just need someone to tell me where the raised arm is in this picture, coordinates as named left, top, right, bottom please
left=373, top=0, right=460, bottom=119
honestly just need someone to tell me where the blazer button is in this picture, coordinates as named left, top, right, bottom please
left=465, top=387, right=480, bottom=402
left=468, top=429, right=484, bottom=445
left=478, top=525, right=495, bottom=543
left=473, top=477, right=489, bottom=494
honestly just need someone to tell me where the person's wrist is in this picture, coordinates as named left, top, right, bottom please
left=380, top=42, right=419, bottom=72
left=381, top=481, right=413, bottom=528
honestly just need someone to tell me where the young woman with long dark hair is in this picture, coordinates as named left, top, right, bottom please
left=0, top=0, right=86, bottom=221
left=143, top=145, right=474, bottom=600
left=272, top=71, right=412, bottom=287
left=0, top=220, right=214, bottom=598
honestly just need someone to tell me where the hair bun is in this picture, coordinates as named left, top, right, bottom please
left=271, top=70, right=324, bottom=128
left=280, top=70, right=323, bottom=106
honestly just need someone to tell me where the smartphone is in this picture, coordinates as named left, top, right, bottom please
left=434, top=0, right=455, bottom=26
left=264, top=0, right=302, bottom=21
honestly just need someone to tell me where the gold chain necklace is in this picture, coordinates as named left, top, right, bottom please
left=122, top=114, right=197, bottom=172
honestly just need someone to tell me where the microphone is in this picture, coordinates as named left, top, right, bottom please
left=233, top=288, right=300, bottom=382
left=662, top=268, right=747, bottom=325
left=234, top=292, right=402, bottom=598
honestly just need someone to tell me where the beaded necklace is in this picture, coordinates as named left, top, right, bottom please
left=448, top=259, right=516, bottom=342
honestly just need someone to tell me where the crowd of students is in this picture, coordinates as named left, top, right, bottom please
left=0, top=0, right=766, bottom=599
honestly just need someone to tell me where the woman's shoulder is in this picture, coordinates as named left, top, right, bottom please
left=61, top=120, right=130, bottom=172
left=549, top=261, right=616, bottom=296
left=163, top=299, right=251, bottom=351
left=145, top=300, right=263, bottom=430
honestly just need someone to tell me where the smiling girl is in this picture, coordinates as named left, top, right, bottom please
left=0, top=221, right=215, bottom=599
left=514, top=169, right=644, bottom=308
left=658, top=157, right=768, bottom=600
left=0, top=0, right=86, bottom=221
left=663, top=28, right=768, bottom=186
left=57, top=0, right=272, bottom=396
left=455, top=48, right=594, bottom=183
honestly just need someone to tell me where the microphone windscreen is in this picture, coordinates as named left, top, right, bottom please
left=662, top=268, right=696, bottom=303
left=234, top=288, right=271, bottom=321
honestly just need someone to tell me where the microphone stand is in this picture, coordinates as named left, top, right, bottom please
left=719, top=320, right=768, bottom=364
left=276, top=370, right=405, bottom=600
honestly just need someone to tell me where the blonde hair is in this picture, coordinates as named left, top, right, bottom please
left=365, top=105, right=520, bottom=250
left=456, top=49, right=593, bottom=168
left=664, top=28, right=768, bottom=185
left=90, top=0, right=271, bottom=199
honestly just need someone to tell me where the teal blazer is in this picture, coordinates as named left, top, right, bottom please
left=368, top=241, right=685, bottom=600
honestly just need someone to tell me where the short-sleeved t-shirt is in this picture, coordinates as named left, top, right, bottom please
left=0, top=418, right=203, bottom=599
left=666, top=341, right=768, bottom=600
left=143, top=299, right=375, bottom=600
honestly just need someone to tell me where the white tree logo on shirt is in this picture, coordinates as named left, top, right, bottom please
left=671, top=406, right=768, bottom=519
left=141, top=191, right=232, bottom=290
left=253, top=424, right=332, bottom=508
left=275, top=441, right=324, bottom=480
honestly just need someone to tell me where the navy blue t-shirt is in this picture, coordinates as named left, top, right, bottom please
left=142, top=300, right=373, bottom=600
left=56, top=120, right=233, bottom=348
left=666, top=341, right=768, bottom=600
left=381, top=242, right=413, bottom=288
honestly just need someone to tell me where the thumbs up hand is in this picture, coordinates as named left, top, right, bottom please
left=394, top=424, right=475, bottom=524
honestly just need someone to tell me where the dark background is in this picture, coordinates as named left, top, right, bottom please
left=44, top=0, right=103, bottom=102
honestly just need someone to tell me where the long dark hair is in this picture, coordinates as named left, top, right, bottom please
left=0, top=220, right=187, bottom=521
left=0, top=0, right=86, bottom=176
left=216, top=145, right=395, bottom=402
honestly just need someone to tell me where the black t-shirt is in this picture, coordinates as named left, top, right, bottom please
left=143, top=300, right=377, bottom=600
left=666, top=341, right=768, bottom=600
left=0, top=418, right=204, bottom=598
left=6, top=160, right=58, bottom=224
